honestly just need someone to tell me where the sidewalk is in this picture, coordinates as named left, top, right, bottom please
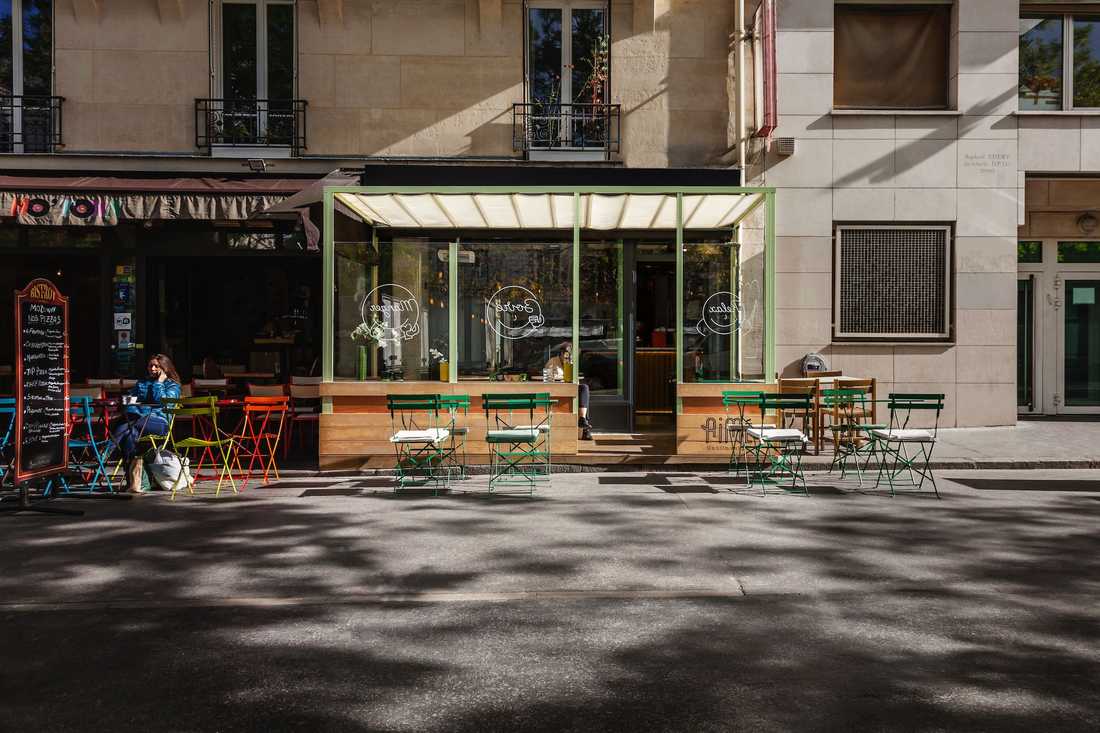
left=564, top=419, right=1100, bottom=472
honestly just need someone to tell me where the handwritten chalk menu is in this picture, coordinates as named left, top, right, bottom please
left=14, top=279, right=69, bottom=484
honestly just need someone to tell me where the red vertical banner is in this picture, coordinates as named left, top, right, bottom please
left=754, top=0, right=778, bottom=139
left=14, top=279, right=70, bottom=485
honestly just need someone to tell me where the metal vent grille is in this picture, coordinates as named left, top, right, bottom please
left=835, top=225, right=951, bottom=339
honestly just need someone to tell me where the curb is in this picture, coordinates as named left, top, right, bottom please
left=275, top=459, right=1100, bottom=478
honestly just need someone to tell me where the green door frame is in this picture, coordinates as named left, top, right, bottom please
left=321, top=185, right=777, bottom=415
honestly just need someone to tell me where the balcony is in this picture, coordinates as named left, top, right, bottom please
left=1, top=96, right=64, bottom=153
left=512, top=102, right=621, bottom=161
left=195, top=98, right=308, bottom=157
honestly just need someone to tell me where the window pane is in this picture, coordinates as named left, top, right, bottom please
left=1075, top=19, right=1100, bottom=107
left=683, top=239, right=762, bottom=383
left=1018, top=278, right=1033, bottom=407
left=1, top=0, right=13, bottom=96
left=1020, top=17, right=1063, bottom=111
left=266, top=2, right=294, bottom=100
left=21, top=0, right=51, bottom=96
left=570, top=8, right=607, bottom=148
left=1058, top=241, right=1100, bottom=263
left=1064, top=279, right=1100, bottom=405
left=1018, top=240, right=1043, bottom=263
left=579, top=240, right=622, bottom=396
left=223, top=2, right=257, bottom=100
left=334, top=236, right=449, bottom=381
left=834, top=5, right=950, bottom=109
left=457, top=240, right=573, bottom=379
left=528, top=7, right=562, bottom=146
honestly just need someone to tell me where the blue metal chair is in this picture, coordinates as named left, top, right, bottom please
left=61, top=396, right=116, bottom=494
left=0, top=397, right=15, bottom=489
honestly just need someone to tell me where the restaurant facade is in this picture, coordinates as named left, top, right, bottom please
left=5, top=0, right=1100, bottom=467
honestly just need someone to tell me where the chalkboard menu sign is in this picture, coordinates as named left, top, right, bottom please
left=14, top=279, right=69, bottom=485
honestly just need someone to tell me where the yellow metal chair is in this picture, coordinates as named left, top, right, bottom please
left=163, top=396, right=240, bottom=498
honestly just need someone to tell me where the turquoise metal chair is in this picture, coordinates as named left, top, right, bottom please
left=481, top=393, right=553, bottom=494
left=0, top=397, right=14, bottom=489
left=870, top=393, right=945, bottom=498
left=60, top=396, right=116, bottom=494
left=386, top=394, right=451, bottom=493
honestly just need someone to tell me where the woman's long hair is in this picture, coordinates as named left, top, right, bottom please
left=149, top=353, right=181, bottom=384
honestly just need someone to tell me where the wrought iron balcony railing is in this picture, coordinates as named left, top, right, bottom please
left=512, top=102, right=621, bottom=158
left=0, top=96, right=64, bottom=153
left=195, top=98, right=308, bottom=156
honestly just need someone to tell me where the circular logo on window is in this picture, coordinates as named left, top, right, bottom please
left=358, top=284, right=421, bottom=344
left=697, top=291, right=738, bottom=335
left=485, top=285, right=545, bottom=340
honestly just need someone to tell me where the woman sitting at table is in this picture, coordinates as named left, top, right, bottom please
left=111, top=354, right=181, bottom=493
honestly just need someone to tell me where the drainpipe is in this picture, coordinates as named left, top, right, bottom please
left=735, top=0, right=747, bottom=177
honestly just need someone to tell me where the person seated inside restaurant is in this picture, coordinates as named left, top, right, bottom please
left=111, top=354, right=182, bottom=493
left=545, top=343, right=592, bottom=441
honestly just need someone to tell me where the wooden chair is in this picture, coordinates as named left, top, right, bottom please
left=285, top=383, right=321, bottom=457
left=192, top=378, right=230, bottom=396
left=777, top=377, right=822, bottom=455
left=248, top=383, right=286, bottom=397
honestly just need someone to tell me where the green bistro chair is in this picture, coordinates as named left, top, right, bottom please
left=721, top=391, right=765, bottom=481
left=822, top=387, right=885, bottom=488
left=743, top=391, right=814, bottom=496
left=481, top=393, right=553, bottom=494
left=386, top=394, right=451, bottom=493
left=870, top=393, right=945, bottom=498
left=438, top=394, right=471, bottom=481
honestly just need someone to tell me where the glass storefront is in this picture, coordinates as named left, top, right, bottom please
left=456, top=239, right=573, bottom=378
left=324, top=188, right=776, bottom=428
left=334, top=235, right=449, bottom=381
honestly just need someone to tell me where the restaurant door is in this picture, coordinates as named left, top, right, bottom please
left=1017, top=240, right=1100, bottom=415
left=1056, top=272, right=1100, bottom=414
left=580, top=241, right=676, bottom=434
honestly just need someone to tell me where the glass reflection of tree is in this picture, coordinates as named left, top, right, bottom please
left=571, top=9, right=608, bottom=147
left=1, top=0, right=54, bottom=151
left=1075, top=21, right=1100, bottom=107
left=21, top=0, right=52, bottom=96
left=1020, top=19, right=1062, bottom=108
left=222, top=3, right=258, bottom=144
left=266, top=3, right=295, bottom=145
left=528, top=8, right=562, bottom=146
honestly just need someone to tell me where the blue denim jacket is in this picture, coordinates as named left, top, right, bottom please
left=126, top=378, right=181, bottom=423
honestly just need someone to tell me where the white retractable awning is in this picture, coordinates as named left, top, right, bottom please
left=334, top=191, right=764, bottom=230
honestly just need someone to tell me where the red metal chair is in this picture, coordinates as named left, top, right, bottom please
left=236, top=395, right=289, bottom=489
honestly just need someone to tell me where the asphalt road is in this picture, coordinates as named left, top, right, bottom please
left=2, top=470, right=1098, bottom=732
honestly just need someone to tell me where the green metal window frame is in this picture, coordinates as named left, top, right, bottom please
left=322, top=185, right=777, bottom=415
